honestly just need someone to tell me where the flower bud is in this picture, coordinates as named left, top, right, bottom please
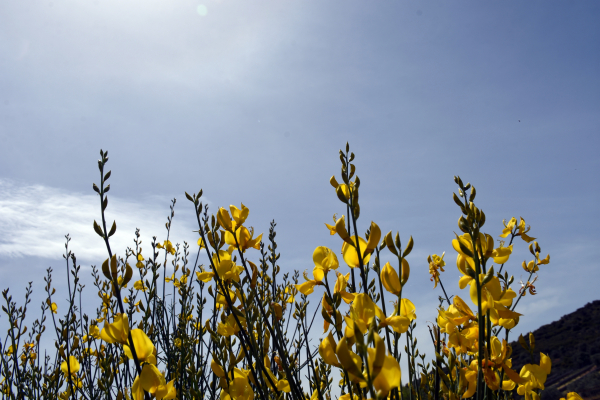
left=336, top=186, right=349, bottom=204
left=330, top=175, right=339, bottom=188
left=365, top=222, right=381, bottom=255
left=384, top=231, right=398, bottom=255
left=458, top=216, right=470, bottom=233
left=403, top=236, right=414, bottom=258
left=400, top=258, right=410, bottom=286
left=102, top=258, right=111, bottom=280
left=110, top=255, right=118, bottom=280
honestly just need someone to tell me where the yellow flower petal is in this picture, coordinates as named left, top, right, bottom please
left=492, top=244, right=513, bottom=264
left=342, top=237, right=371, bottom=268
left=295, top=281, right=318, bottom=296
left=381, top=262, right=401, bottom=295
left=318, top=331, right=340, bottom=367
left=335, top=337, right=364, bottom=381
left=211, top=359, right=226, bottom=378
left=60, top=356, right=80, bottom=377
left=313, top=246, right=339, bottom=271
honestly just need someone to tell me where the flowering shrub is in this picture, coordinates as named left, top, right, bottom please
left=0, top=145, right=583, bottom=400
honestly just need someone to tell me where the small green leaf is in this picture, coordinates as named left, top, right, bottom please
left=108, top=221, right=117, bottom=237
left=93, top=220, right=104, bottom=237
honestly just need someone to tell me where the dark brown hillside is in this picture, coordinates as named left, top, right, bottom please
left=509, top=300, right=600, bottom=399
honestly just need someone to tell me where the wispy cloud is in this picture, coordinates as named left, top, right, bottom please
left=0, top=179, right=205, bottom=263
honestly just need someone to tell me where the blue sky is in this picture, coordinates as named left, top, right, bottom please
left=1, top=0, right=599, bottom=376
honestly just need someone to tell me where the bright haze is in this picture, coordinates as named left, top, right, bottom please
left=1, top=0, right=599, bottom=370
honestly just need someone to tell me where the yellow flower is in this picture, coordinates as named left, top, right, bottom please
left=333, top=215, right=352, bottom=244
left=560, top=393, right=583, bottom=400
left=312, top=246, right=339, bottom=281
left=217, top=313, right=244, bottom=337
left=219, top=368, right=254, bottom=400
left=215, top=288, right=237, bottom=309
left=378, top=298, right=416, bottom=333
left=379, top=311, right=410, bottom=334
left=324, top=214, right=338, bottom=235
left=135, top=253, right=144, bottom=268
left=261, top=357, right=291, bottom=393
left=380, top=262, right=401, bottom=295
left=230, top=204, right=249, bottom=227
left=295, top=254, right=332, bottom=296
left=335, top=336, right=364, bottom=383
left=452, top=233, right=476, bottom=260
left=134, top=280, right=148, bottom=292
left=197, top=270, right=214, bottom=283
left=211, top=359, right=226, bottom=378
left=319, top=331, right=341, bottom=368
left=428, top=253, right=445, bottom=288
left=123, top=329, right=156, bottom=364
left=501, top=217, right=536, bottom=242
left=156, top=240, right=176, bottom=255
left=218, top=204, right=249, bottom=233
left=453, top=232, right=502, bottom=273
left=488, top=336, right=526, bottom=389
left=365, top=333, right=401, bottom=396
left=206, top=250, right=244, bottom=283
left=491, top=243, right=513, bottom=264
left=5, top=345, right=15, bottom=356
left=468, top=275, right=520, bottom=328
left=174, top=273, right=187, bottom=288
left=333, top=332, right=401, bottom=395
left=51, top=302, right=58, bottom=314
left=89, top=325, right=101, bottom=339
left=461, top=360, right=479, bottom=399
left=338, top=394, right=360, bottom=400
left=456, top=254, right=475, bottom=289
left=133, top=363, right=176, bottom=400
left=100, top=313, right=129, bottom=345
left=224, top=226, right=263, bottom=252
left=60, top=356, right=80, bottom=377
left=284, top=286, right=296, bottom=304
left=500, top=217, right=518, bottom=238
left=517, top=352, right=551, bottom=400
left=314, top=246, right=339, bottom=271
left=333, top=272, right=355, bottom=304
left=517, top=217, right=536, bottom=242
left=399, top=298, right=417, bottom=321
left=295, top=279, right=321, bottom=296
left=436, top=297, right=478, bottom=354
left=342, top=237, right=372, bottom=268
left=349, top=293, right=384, bottom=334
left=537, top=253, right=550, bottom=265
left=136, top=253, right=145, bottom=268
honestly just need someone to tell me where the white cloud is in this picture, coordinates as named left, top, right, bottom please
left=0, top=179, right=205, bottom=264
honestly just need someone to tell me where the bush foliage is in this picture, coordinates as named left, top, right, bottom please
left=0, top=145, right=583, bottom=400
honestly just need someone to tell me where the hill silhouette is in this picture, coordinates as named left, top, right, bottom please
left=509, top=300, right=600, bottom=400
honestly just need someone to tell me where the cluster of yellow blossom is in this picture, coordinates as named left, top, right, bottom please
left=1, top=146, right=586, bottom=400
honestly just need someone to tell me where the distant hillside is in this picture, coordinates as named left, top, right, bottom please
left=509, top=300, right=600, bottom=400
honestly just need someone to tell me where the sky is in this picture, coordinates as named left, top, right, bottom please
left=1, top=0, right=599, bottom=383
